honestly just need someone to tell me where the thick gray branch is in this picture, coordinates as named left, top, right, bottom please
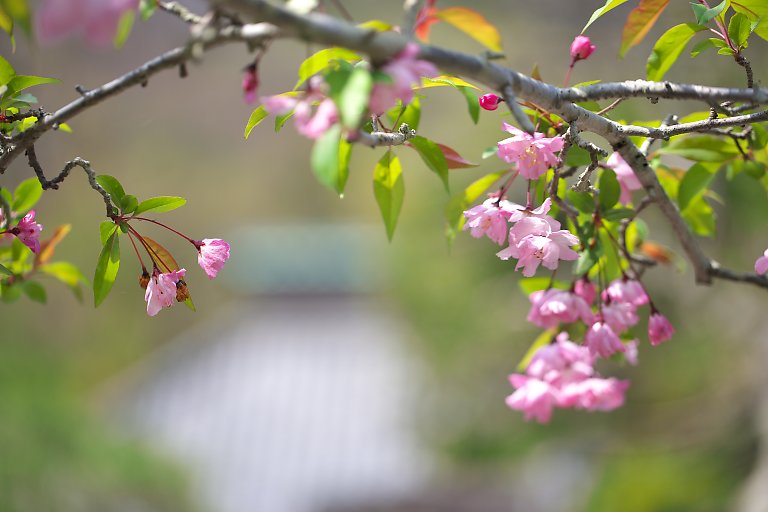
left=561, top=79, right=768, bottom=105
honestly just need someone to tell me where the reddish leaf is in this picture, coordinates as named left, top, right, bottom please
left=433, top=7, right=502, bottom=52
left=143, top=236, right=181, bottom=273
left=620, top=0, right=670, bottom=57
left=414, top=7, right=439, bottom=41
left=436, top=143, right=478, bottom=169
left=640, top=241, right=674, bottom=264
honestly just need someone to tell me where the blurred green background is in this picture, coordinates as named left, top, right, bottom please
left=2, top=1, right=768, bottom=511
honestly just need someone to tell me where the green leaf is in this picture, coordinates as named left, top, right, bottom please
left=120, top=194, right=138, bottom=215
left=337, top=137, right=352, bottom=196
left=139, top=0, right=157, bottom=20
left=718, top=46, right=737, bottom=55
left=294, top=47, right=361, bottom=90
left=3, top=75, right=59, bottom=99
left=99, top=221, right=118, bottom=246
left=338, top=66, right=373, bottom=129
left=690, top=37, right=728, bottom=57
left=691, top=0, right=729, bottom=25
left=517, top=328, right=557, bottom=371
left=93, top=231, right=120, bottom=307
left=729, top=12, right=753, bottom=47
left=565, top=146, right=592, bottom=167
left=682, top=194, right=716, bottom=236
left=0, top=262, right=12, bottom=275
left=134, top=196, right=187, bottom=215
left=620, top=0, right=670, bottom=57
left=420, top=77, right=480, bottom=124
left=599, top=169, right=621, bottom=210
left=408, top=135, right=449, bottom=192
left=310, top=124, right=344, bottom=193
left=1, top=282, right=20, bottom=303
left=274, top=111, right=294, bottom=132
left=373, top=151, right=405, bottom=241
left=39, top=261, right=89, bottom=289
left=518, top=277, right=569, bottom=295
left=647, top=23, right=705, bottom=81
left=731, top=0, right=768, bottom=40
left=244, top=106, right=268, bottom=139
left=95, top=175, right=126, bottom=204
left=388, top=97, right=421, bottom=131
left=751, top=124, right=768, bottom=149
left=567, top=190, right=596, bottom=213
left=458, top=86, right=480, bottom=124
left=583, top=0, right=629, bottom=32
left=658, top=135, right=739, bottom=161
left=603, top=207, right=635, bottom=221
left=21, top=280, right=46, bottom=303
left=575, top=246, right=600, bottom=275
left=444, top=170, right=506, bottom=241
left=113, top=9, right=135, bottom=49
left=12, top=177, right=42, bottom=213
left=0, top=54, right=14, bottom=87
left=678, top=163, right=716, bottom=210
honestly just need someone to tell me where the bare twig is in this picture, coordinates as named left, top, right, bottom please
left=356, top=123, right=416, bottom=147
left=158, top=1, right=203, bottom=23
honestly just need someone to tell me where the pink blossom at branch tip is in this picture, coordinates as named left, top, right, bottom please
left=560, top=378, right=628, bottom=411
left=145, top=268, right=186, bottom=317
left=585, top=321, right=625, bottom=359
left=369, top=43, right=439, bottom=114
left=604, top=277, right=649, bottom=306
left=755, top=249, right=768, bottom=274
left=601, top=301, right=639, bottom=334
left=35, top=0, right=140, bottom=47
left=462, top=197, right=522, bottom=245
left=527, top=288, right=594, bottom=328
left=570, top=35, right=596, bottom=62
left=497, top=216, right=579, bottom=276
left=14, top=210, right=43, bottom=254
left=605, top=152, right=642, bottom=205
left=242, top=65, right=259, bottom=105
left=506, top=374, right=560, bottom=423
left=574, top=277, right=597, bottom=305
left=648, top=312, right=674, bottom=346
left=497, top=122, right=564, bottom=180
left=196, top=238, right=231, bottom=279
left=479, top=93, right=501, bottom=111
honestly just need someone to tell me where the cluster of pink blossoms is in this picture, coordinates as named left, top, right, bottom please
left=464, top=197, right=579, bottom=277
left=507, top=333, right=629, bottom=423
left=262, top=43, right=437, bottom=139
left=35, top=0, right=139, bottom=47
left=497, top=123, right=565, bottom=180
left=142, top=237, right=230, bottom=317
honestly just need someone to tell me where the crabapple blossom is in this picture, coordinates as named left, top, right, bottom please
left=527, top=288, right=594, bottom=328
left=574, top=277, right=597, bottom=305
left=242, top=65, right=259, bottom=104
left=497, top=216, right=579, bottom=277
left=601, top=301, right=639, bottom=334
left=569, top=35, right=596, bottom=61
left=145, top=268, right=186, bottom=317
left=585, top=321, right=625, bottom=358
left=604, top=278, right=649, bottom=307
left=195, top=238, right=231, bottom=279
left=506, top=375, right=561, bottom=423
left=526, top=333, right=595, bottom=385
left=262, top=77, right=339, bottom=139
left=648, top=312, right=675, bottom=346
left=624, top=339, right=639, bottom=366
left=497, top=123, right=564, bottom=180
left=14, top=210, right=43, bottom=254
left=560, top=378, right=629, bottom=411
left=35, top=0, right=139, bottom=47
left=368, top=42, right=439, bottom=114
left=755, top=249, right=768, bottom=274
left=605, top=152, right=643, bottom=205
left=462, top=197, right=521, bottom=245
left=479, top=93, right=501, bottom=111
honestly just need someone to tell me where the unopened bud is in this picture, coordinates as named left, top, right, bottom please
left=479, top=93, right=501, bottom=111
left=570, top=35, right=596, bottom=62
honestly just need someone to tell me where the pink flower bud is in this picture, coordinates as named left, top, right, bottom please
left=242, top=64, right=259, bottom=105
left=648, top=312, right=674, bottom=346
left=479, top=93, right=501, bottom=111
left=570, top=35, right=596, bottom=62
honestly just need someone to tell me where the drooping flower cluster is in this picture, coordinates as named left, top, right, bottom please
left=369, top=42, right=439, bottom=114
left=506, top=333, right=629, bottom=423
left=35, top=0, right=139, bottom=47
left=497, top=123, right=565, bottom=180
left=262, top=76, right=339, bottom=140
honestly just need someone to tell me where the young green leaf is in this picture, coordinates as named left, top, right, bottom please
left=21, top=280, right=46, bottom=303
left=12, top=177, right=42, bottom=213
left=517, top=328, right=557, bottom=371
left=4, top=75, right=59, bottom=99
left=373, top=151, right=405, bottom=241
left=567, top=190, right=596, bottom=214
left=244, top=106, right=268, bottom=139
left=0, top=54, right=15, bottom=87
left=93, top=231, right=120, bottom=307
left=599, top=168, right=621, bottom=210
left=388, top=97, right=421, bottom=132
left=139, top=0, right=157, bottom=20
left=603, top=208, right=636, bottom=222
left=338, top=66, right=373, bottom=129
left=677, top=163, right=716, bottom=210
left=647, top=23, right=705, bottom=81
left=728, top=12, right=752, bottom=47
left=310, top=124, right=344, bottom=194
left=690, top=0, right=729, bottom=26
left=408, top=136, right=449, bottom=192
left=95, top=175, right=126, bottom=204
left=120, top=194, right=138, bottom=215
left=0, top=262, right=12, bottom=275
left=583, top=0, right=629, bottom=32
left=620, top=0, right=670, bottom=57
left=99, top=221, right=118, bottom=245
left=690, top=37, right=728, bottom=57
left=113, top=9, right=135, bottom=49
left=294, top=47, right=361, bottom=90
left=134, top=196, right=187, bottom=215
left=730, top=0, right=768, bottom=40
left=39, top=261, right=89, bottom=300
left=658, top=135, right=739, bottom=161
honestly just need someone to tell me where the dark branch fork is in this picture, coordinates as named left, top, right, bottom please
left=2, top=0, right=767, bottom=289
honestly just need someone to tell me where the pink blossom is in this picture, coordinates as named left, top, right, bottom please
left=262, top=77, right=339, bottom=140
left=145, top=268, right=186, bottom=317
left=585, top=321, right=625, bottom=358
left=462, top=197, right=521, bottom=245
left=35, top=0, right=139, bottom=47
left=560, top=378, right=628, bottom=411
left=195, top=238, right=231, bottom=279
left=506, top=198, right=560, bottom=228
left=527, top=288, right=593, bottom=328
left=369, top=43, right=439, bottom=114
left=624, top=339, right=639, bottom=366
left=755, top=249, right=768, bottom=274
left=479, top=93, right=501, bottom=111
left=605, top=152, right=642, bottom=205
left=648, top=312, right=674, bottom=346
left=604, top=278, right=648, bottom=307
left=526, top=334, right=594, bottom=385
left=242, top=65, right=259, bottom=104
left=506, top=374, right=561, bottom=423
left=14, top=210, right=43, bottom=254
left=497, top=216, right=579, bottom=277
left=601, top=301, right=639, bottom=334
left=570, top=35, right=596, bottom=61
left=574, top=277, right=597, bottom=305
left=497, top=123, right=564, bottom=180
